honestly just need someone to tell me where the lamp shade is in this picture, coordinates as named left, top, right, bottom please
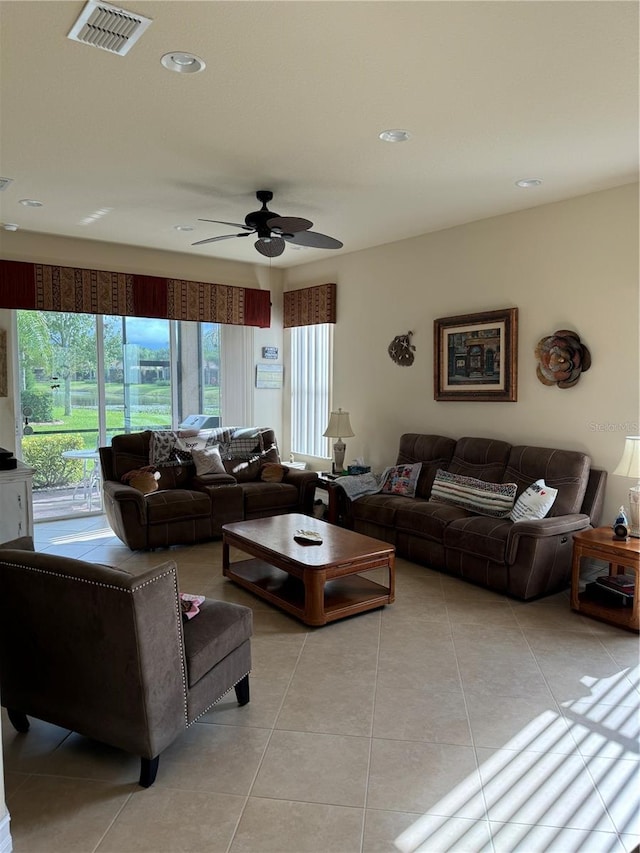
left=612, top=436, right=640, bottom=479
left=323, top=408, right=354, bottom=439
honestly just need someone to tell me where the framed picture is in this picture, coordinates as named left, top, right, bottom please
left=255, top=364, right=284, bottom=389
left=434, top=307, right=518, bottom=402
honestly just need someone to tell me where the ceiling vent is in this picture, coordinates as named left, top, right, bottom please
left=67, top=0, right=152, bottom=56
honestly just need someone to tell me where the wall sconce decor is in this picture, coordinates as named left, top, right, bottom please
left=535, top=329, right=591, bottom=388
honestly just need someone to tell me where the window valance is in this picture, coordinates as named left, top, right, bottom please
left=0, top=260, right=271, bottom=327
left=283, top=283, right=336, bottom=328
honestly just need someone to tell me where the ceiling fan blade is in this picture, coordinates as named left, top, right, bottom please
left=197, top=219, right=253, bottom=231
left=284, top=230, right=343, bottom=249
left=255, top=237, right=285, bottom=258
left=266, top=216, right=313, bottom=235
left=192, top=232, right=252, bottom=246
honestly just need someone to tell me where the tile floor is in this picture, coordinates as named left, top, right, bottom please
left=3, top=515, right=639, bottom=853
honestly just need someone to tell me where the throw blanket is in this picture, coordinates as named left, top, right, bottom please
left=334, top=472, right=383, bottom=501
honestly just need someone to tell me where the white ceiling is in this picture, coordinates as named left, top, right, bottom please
left=0, top=1, right=637, bottom=268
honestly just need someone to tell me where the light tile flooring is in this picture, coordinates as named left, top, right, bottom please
left=3, top=514, right=639, bottom=853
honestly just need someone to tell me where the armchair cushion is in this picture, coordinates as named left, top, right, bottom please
left=183, top=599, right=253, bottom=686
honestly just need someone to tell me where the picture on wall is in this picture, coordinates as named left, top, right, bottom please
left=434, top=307, right=518, bottom=402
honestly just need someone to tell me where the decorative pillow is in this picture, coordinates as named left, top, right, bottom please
left=121, top=466, right=161, bottom=494
left=380, top=463, right=422, bottom=497
left=261, top=463, right=287, bottom=483
left=510, top=478, right=558, bottom=522
left=430, top=469, right=517, bottom=518
left=191, top=445, right=226, bottom=476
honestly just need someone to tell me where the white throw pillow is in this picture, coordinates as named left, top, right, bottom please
left=191, top=444, right=226, bottom=476
left=510, top=478, right=558, bottom=522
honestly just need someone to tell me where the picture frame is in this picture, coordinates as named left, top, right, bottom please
left=434, top=307, right=518, bottom=402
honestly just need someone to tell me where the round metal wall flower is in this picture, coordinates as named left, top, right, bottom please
left=535, top=329, right=591, bottom=388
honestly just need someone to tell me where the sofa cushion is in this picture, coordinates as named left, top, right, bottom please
left=510, top=479, right=558, bottom=522
left=351, top=493, right=408, bottom=529
left=110, top=431, right=152, bottom=481
left=241, top=481, right=299, bottom=514
left=396, top=434, right=457, bottom=499
left=431, top=469, right=517, bottom=518
left=182, top=599, right=252, bottom=687
left=145, top=489, right=211, bottom=524
left=394, top=499, right=470, bottom=542
left=443, top=515, right=513, bottom=564
left=503, top=446, right=590, bottom=516
left=447, top=436, right=512, bottom=482
left=261, top=463, right=287, bottom=482
left=156, top=464, right=193, bottom=490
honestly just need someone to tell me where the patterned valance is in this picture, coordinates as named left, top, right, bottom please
left=283, top=283, right=336, bottom=328
left=0, top=260, right=271, bottom=327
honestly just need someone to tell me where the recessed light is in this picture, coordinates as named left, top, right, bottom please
left=379, top=129, right=411, bottom=143
left=19, top=198, right=43, bottom=207
left=2, top=223, right=19, bottom=231
left=515, top=178, right=542, bottom=188
left=161, top=52, right=205, bottom=74
left=174, top=225, right=195, bottom=232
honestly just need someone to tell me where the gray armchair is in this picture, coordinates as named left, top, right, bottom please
left=0, top=537, right=252, bottom=787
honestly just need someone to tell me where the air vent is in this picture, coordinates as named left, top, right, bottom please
left=67, top=0, right=152, bottom=56
left=0, top=178, right=13, bottom=192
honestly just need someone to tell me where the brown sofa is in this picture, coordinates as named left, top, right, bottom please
left=99, top=427, right=318, bottom=550
left=347, top=434, right=607, bottom=600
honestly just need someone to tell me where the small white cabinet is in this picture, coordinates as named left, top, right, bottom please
left=0, top=461, right=35, bottom=541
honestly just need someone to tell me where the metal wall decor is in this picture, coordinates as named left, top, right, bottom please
left=388, top=331, right=415, bottom=366
left=535, top=329, right=591, bottom=388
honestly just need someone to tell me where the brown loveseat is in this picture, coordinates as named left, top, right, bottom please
left=346, top=434, right=607, bottom=600
left=99, top=427, right=318, bottom=550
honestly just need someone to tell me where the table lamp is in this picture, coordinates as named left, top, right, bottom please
left=323, top=408, right=354, bottom=474
left=612, top=435, right=640, bottom=537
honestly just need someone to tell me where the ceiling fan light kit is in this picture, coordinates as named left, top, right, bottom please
left=193, top=190, right=343, bottom=258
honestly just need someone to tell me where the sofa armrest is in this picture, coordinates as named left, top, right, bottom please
left=506, top=513, right=590, bottom=563
left=282, top=469, right=319, bottom=514
left=192, top=472, right=237, bottom=488
left=103, top=480, right=148, bottom=518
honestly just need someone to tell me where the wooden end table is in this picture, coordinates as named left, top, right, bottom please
left=222, top=513, right=395, bottom=626
left=570, top=526, right=639, bottom=632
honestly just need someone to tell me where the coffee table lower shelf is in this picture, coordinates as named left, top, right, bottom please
left=224, top=558, right=391, bottom=626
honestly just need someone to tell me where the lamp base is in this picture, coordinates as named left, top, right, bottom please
left=629, top=484, right=640, bottom=538
left=332, top=440, right=346, bottom=475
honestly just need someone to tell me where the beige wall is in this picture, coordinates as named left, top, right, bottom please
left=284, top=184, right=639, bottom=524
left=1, top=184, right=638, bottom=523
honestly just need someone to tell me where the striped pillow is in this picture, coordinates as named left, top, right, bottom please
left=430, top=469, right=517, bottom=518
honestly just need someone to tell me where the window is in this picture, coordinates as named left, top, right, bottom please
left=290, top=323, right=332, bottom=458
left=16, top=310, right=223, bottom=521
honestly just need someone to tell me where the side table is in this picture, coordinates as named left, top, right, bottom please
left=570, top=526, right=639, bottom=632
left=315, top=474, right=344, bottom=525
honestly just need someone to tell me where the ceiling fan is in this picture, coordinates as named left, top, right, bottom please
left=192, top=190, right=343, bottom=258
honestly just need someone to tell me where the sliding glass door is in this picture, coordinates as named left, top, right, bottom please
left=16, top=310, right=222, bottom=521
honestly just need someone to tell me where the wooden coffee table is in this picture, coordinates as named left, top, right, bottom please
left=222, top=513, right=395, bottom=626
